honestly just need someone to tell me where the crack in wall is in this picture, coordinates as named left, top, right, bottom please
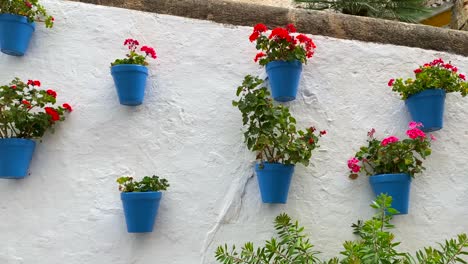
left=199, top=167, right=254, bottom=264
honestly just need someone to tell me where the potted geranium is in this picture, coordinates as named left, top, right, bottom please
left=117, top=175, right=169, bottom=233
left=233, top=75, right=325, bottom=203
left=0, top=0, right=54, bottom=56
left=389, top=58, right=468, bottom=132
left=110, top=38, right=157, bottom=106
left=0, top=78, right=72, bottom=178
left=249, top=23, right=316, bottom=102
left=347, top=122, right=435, bottom=214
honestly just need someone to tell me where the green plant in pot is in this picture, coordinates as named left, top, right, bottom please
left=347, top=122, right=435, bottom=214
left=0, top=78, right=72, bottom=178
left=0, top=0, right=54, bottom=56
left=233, top=75, right=325, bottom=204
left=215, top=194, right=468, bottom=263
left=117, top=175, right=169, bottom=233
left=390, top=58, right=468, bottom=132
left=110, top=38, right=157, bottom=106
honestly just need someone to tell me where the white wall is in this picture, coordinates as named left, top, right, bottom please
left=0, top=1, right=467, bottom=263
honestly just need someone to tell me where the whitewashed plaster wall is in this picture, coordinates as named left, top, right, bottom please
left=0, top=1, right=467, bottom=263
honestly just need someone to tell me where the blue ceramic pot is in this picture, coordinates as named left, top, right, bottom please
left=266, top=60, right=302, bottom=102
left=0, top=14, right=35, bottom=56
left=111, top=64, right=149, bottom=106
left=405, top=89, right=446, bottom=132
left=121, top=191, right=162, bottom=233
left=255, top=162, right=295, bottom=203
left=0, top=138, right=36, bottom=178
left=369, top=173, right=411, bottom=215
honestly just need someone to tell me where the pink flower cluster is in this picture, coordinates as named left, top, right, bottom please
left=406, top=121, right=426, bottom=139
left=421, top=58, right=466, bottom=80
left=141, top=46, right=157, bottom=59
left=381, top=136, right=399, bottom=146
left=347, top=157, right=360, bottom=173
left=124, top=38, right=139, bottom=50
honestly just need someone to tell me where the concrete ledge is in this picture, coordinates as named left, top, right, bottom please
left=68, top=0, right=468, bottom=56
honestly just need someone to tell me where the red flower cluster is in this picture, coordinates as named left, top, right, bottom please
left=46, top=89, right=57, bottom=98
left=25, top=1, right=32, bottom=8
left=124, top=38, right=139, bottom=50
left=254, top=52, right=266, bottom=63
left=249, top=23, right=268, bottom=42
left=249, top=23, right=316, bottom=64
left=141, top=46, right=157, bottom=59
left=62, top=103, right=73, bottom=112
left=11, top=85, right=16, bottom=89
left=416, top=58, right=467, bottom=81
left=22, top=100, right=32, bottom=109
left=27, top=80, right=41, bottom=87
left=45, top=107, right=60, bottom=121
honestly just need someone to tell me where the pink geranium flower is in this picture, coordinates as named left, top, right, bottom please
left=381, top=136, right=399, bottom=146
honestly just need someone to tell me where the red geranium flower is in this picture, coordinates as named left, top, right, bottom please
left=25, top=1, right=32, bottom=8
left=22, top=100, right=32, bottom=109
left=46, top=89, right=57, bottom=98
left=62, top=103, right=73, bottom=112
left=414, top=68, right=422, bottom=74
left=388, top=79, right=395, bottom=86
left=286, top=23, right=297, bottom=33
left=11, top=85, right=16, bottom=89
left=308, top=138, right=314, bottom=144
left=460, top=74, right=466, bottom=80
left=254, top=52, right=266, bottom=62
left=33, top=80, right=41, bottom=87
left=253, top=23, right=268, bottom=33
left=320, top=130, right=327, bottom=135
left=45, top=107, right=60, bottom=121
left=249, top=31, right=259, bottom=42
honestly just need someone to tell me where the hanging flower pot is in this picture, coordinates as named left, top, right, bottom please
left=255, top=163, right=294, bottom=203
left=369, top=173, right=411, bottom=214
left=347, top=123, right=435, bottom=215
left=389, top=58, right=468, bottom=132
left=110, top=38, right=157, bottom=106
left=0, top=138, right=36, bottom=178
left=111, top=64, right=148, bottom=106
left=0, top=2, right=54, bottom=56
left=117, top=175, right=169, bottom=233
left=0, top=78, right=72, bottom=179
left=121, top=192, right=162, bottom=233
left=249, top=23, right=316, bottom=102
left=0, top=14, right=36, bottom=56
left=233, top=75, right=326, bottom=204
left=266, top=60, right=303, bottom=102
left=405, top=89, right=446, bottom=132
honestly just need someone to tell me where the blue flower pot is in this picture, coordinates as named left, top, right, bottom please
left=0, top=14, right=35, bottom=56
left=0, top=138, right=36, bottom=179
left=369, top=173, right=411, bottom=215
left=255, top=163, right=294, bottom=203
left=266, top=60, right=302, bottom=102
left=111, top=64, right=149, bottom=106
left=121, top=192, right=162, bottom=233
left=405, top=89, right=446, bottom=132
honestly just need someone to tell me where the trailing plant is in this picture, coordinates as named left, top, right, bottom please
left=0, top=78, right=72, bottom=139
left=347, top=122, right=434, bottom=179
left=0, top=0, right=54, bottom=27
left=233, top=75, right=325, bottom=166
left=389, top=58, right=468, bottom=100
left=117, top=175, right=169, bottom=192
left=294, top=0, right=430, bottom=23
left=249, top=23, right=316, bottom=66
left=111, top=38, right=157, bottom=67
left=215, top=194, right=468, bottom=264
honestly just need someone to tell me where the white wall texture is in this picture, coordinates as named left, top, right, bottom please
left=0, top=1, right=467, bottom=263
